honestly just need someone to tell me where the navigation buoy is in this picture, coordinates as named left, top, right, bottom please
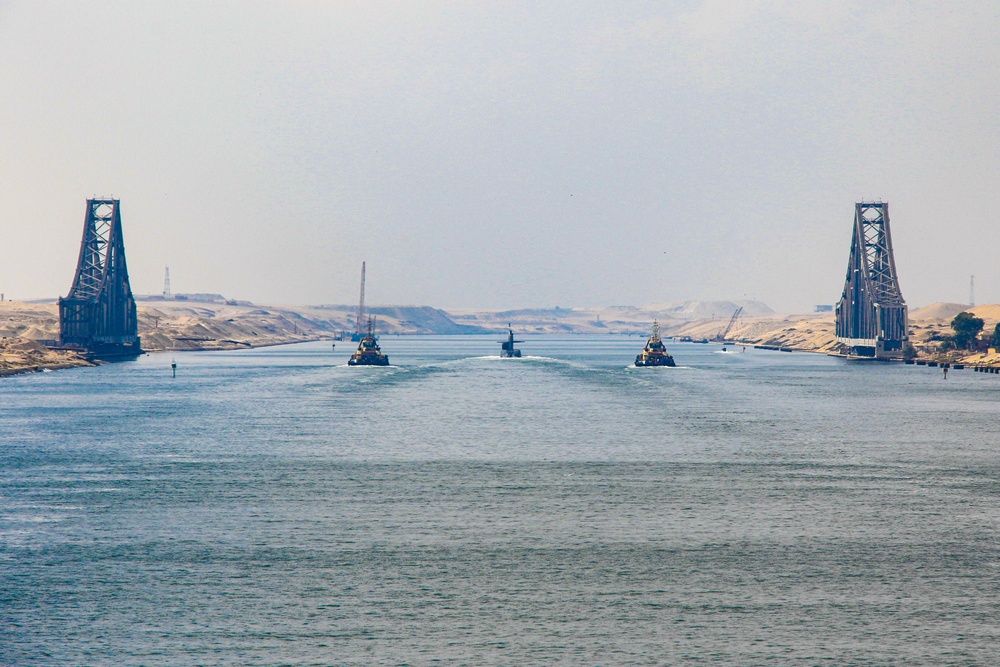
left=171, top=359, right=177, bottom=378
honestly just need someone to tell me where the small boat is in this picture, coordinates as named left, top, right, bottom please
left=499, top=325, right=522, bottom=358
left=348, top=317, right=389, bottom=366
left=635, top=320, right=676, bottom=367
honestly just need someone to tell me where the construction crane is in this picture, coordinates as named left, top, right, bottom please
left=715, top=306, right=743, bottom=342
left=353, top=261, right=366, bottom=341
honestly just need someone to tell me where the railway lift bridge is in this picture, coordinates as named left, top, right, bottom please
left=835, top=201, right=908, bottom=358
left=58, top=198, right=141, bottom=358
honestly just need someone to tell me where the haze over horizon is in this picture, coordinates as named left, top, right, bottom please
left=1, top=2, right=997, bottom=312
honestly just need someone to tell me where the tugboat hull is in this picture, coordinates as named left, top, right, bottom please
left=635, top=355, right=675, bottom=367
left=348, top=354, right=389, bottom=366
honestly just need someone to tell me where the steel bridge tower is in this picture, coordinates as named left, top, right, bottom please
left=58, top=199, right=141, bottom=357
left=835, top=202, right=908, bottom=358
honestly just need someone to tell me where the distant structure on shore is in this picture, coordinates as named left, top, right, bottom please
left=835, top=201, right=907, bottom=358
left=57, top=199, right=141, bottom=358
left=163, top=266, right=171, bottom=298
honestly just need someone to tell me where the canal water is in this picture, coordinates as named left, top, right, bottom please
left=2, top=337, right=999, bottom=665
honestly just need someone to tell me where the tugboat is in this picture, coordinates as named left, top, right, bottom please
left=348, top=317, right=389, bottom=366
left=499, top=325, right=522, bottom=358
left=635, top=320, right=676, bottom=367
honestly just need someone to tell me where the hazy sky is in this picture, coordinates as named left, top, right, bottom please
left=1, top=1, right=997, bottom=311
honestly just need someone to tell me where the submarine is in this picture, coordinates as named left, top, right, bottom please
left=499, top=325, right=522, bottom=358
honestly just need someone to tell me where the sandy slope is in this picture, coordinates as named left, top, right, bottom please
left=0, top=337, right=91, bottom=375
left=664, top=313, right=843, bottom=353
left=0, top=299, right=479, bottom=370
left=0, top=300, right=333, bottom=371
left=664, top=302, right=1000, bottom=364
left=0, top=302, right=90, bottom=374
left=138, top=302, right=328, bottom=351
left=5, top=298, right=1000, bottom=374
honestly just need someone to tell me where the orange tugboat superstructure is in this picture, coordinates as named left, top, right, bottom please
left=348, top=317, right=389, bottom=366
left=634, top=320, right=676, bottom=367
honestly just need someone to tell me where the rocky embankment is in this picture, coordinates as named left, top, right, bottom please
left=0, top=337, right=92, bottom=376
left=0, top=302, right=92, bottom=375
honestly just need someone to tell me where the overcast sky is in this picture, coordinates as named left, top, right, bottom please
left=1, top=1, right=997, bottom=311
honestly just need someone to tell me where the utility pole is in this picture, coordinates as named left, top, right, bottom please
left=970, top=274, right=975, bottom=307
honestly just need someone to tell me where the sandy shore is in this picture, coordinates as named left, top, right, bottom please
left=0, top=338, right=92, bottom=376
left=664, top=301, right=1000, bottom=365
left=4, top=299, right=998, bottom=375
left=0, top=302, right=92, bottom=375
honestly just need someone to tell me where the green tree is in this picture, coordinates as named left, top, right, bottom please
left=950, top=311, right=985, bottom=349
left=991, top=322, right=1000, bottom=349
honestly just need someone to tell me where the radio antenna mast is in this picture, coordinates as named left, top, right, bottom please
left=163, top=266, right=171, bottom=298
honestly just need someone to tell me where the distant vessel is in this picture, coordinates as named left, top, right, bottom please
left=635, top=321, right=676, bottom=367
left=499, top=325, right=522, bottom=358
left=348, top=317, right=389, bottom=366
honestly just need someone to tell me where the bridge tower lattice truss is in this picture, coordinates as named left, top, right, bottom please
left=58, top=199, right=140, bottom=355
left=835, top=202, right=908, bottom=357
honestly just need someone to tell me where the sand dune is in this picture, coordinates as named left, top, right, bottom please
left=910, top=302, right=972, bottom=321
